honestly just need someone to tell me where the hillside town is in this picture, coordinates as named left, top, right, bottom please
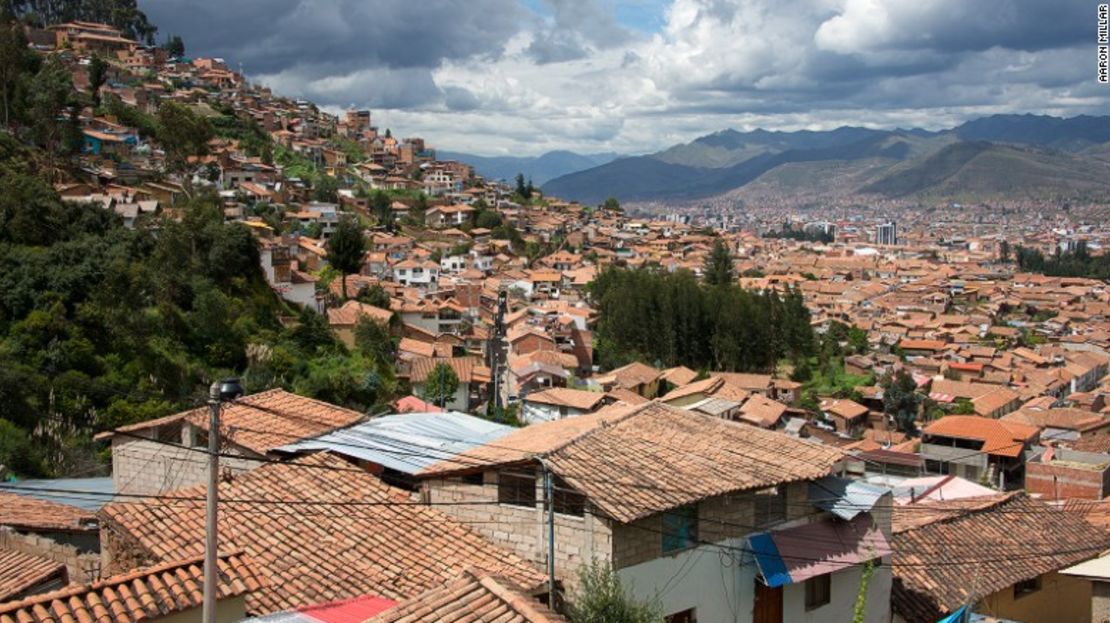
left=4, top=16, right=1110, bottom=623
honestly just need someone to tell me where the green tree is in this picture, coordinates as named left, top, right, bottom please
left=476, top=208, right=502, bottom=229
left=87, top=55, right=108, bottom=106
left=326, top=217, right=366, bottom=299
left=703, top=238, right=734, bottom=286
left=952, top=397, right=976, bottom=415
left=355, top=284, right=391, bottom=309
left=998, top=239, right=1010, bottom=263
left=883, top=370, right=922, bottom=433
left=0, top=16, right=35, bottom=128
left=353, top=316, right=393, bottom=364
left=28, top=56, right=74, bottom=179
left=422, top=361, right=459, bottom=408
left=371, top=190, right=392, bottom=230
left=847, top=326, right=869, bottom=354
left=156, top=101, right=214, bottom=181
left=601, top=197, right=621, bottom=212
left=163, top=34, right=185, bottom=57
left=567, top=560, right=661, bottom=623
left=313, top=174, right=339, bottom=203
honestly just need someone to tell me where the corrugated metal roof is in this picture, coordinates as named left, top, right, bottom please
left=4, top=477, right=114, bottom=511
left=809, top=475, right=889, bottom=520
left=277, top=412, right=512, bottom=475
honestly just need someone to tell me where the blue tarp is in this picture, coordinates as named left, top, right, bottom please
left=749, top=532, right=792, bottom=588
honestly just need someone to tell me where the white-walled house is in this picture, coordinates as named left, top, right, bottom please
left=392, top=259, right=441, bottom=288
left=419, top=402, right=892, bottom=623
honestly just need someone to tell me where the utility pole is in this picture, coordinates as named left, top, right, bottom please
left=489, top=289, right=508, bottom=411
left=203, top=379, right=243, bottom=623
left=542, top=462, right=556, bottom=609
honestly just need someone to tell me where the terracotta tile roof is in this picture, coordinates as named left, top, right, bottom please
left=898, top=339, right=947, bottom=351
left=604, top=388, right=650, bottom=405
left=98, top=389, right=365, bottom=455
left=409, top=357, right=490, bottom=384
left=366, top=571, right=566, bottom=623
left=969, top=387, right=1019, bottom=416
left=737, top=394, right=787, bottom=428
left=1061, top=497, right=1110, bottom=531
left=0, top=549, right=66, bottom=603
left=922, top=415, right=1039, bottom=458
left=523, top=388, right=607, bottom=411
left=819, top=398, right=868, bottom=420
left=708, top=372, right=772, bottom=391
left=661, top=366, right=699, bottom=387
left=660, top=376, right=722, bottom=402
left=99, top=453, right=544, bottom=615
left=1068, top=434, right=1110, bottom=453
left=545, top=402, right=844, bottom=523
left=419, top=409, right=631, bottom=476
left=595, top=362, right=662, bottom=389
left=397, top=338, right=436, bottom=358
left=892, top=493, right=1110, bottom=623
left=1003, top=408, right=1107, bottom=432
left=928, top=380, right=997, bottom=401
left=0, top=491, right=97, bottom=533
left=0, top=553, right=259, bottom=623
left=327, top=300, right=393, bottom=327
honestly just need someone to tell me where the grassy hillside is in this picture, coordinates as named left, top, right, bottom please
left=860, top=142, right=1110, bottom=199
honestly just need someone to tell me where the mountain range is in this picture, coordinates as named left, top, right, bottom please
left=437, top=150, right=620, bottom=186
left=539, top=114, right=1110, bottom=204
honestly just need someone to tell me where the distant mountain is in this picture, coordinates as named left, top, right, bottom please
left=953, top=114, right=1110, bottom=150
left=541, top=114, right=1110, bottom=204
left=860, top=141, right=1110, bottom=198
left=437, top=150, right=620, bottom=186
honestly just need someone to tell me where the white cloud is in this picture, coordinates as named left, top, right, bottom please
left=143, top=0, right=1106, bottom=156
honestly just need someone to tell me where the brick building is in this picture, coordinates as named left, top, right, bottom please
left=96, top=389, right=364, bottom=495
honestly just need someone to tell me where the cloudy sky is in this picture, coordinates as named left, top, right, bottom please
left=140, top=0, right=1107, bottom=156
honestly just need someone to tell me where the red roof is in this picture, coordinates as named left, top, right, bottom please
left=394, top=395, right=444, bottom=413
left=923, top=415, right=1038, bottom=458
left=294, top=594, right=398, bottom=623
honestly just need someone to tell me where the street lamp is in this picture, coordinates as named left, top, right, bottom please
left=203, top=378, right=243, bottom=623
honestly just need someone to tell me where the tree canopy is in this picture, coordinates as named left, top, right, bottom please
left=703, top=238, right=734, bottom=286
left=422, top=362, right=459, bottom=408
left=588, top=267, right=814, bottom=372
left=883, top=370, right=922, bottom=433
left=326, top=217, right=366, bottom=299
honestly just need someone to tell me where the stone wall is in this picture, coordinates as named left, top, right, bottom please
left=0, top=528, right=101, bottom=583
left=424, top=470, right=613, bottom=586
left=111, top=427, right=260, bottom=496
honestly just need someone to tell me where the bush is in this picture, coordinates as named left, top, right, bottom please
left=567, top=560, right=661, bottom=623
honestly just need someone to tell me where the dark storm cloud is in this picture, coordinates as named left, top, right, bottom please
left=142, top=0, right=526, bottom=73
left=140, top=0, right=527, bottom=106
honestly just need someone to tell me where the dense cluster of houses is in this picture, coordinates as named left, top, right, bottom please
left=5, top=18, right=1110, bottom=623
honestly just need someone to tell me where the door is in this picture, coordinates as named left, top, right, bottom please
left=753, top=580, right=783, bottom=623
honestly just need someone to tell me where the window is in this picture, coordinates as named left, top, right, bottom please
left=805, top=574, right=831, bottom=610
left=552, top=475, right=585, bottom=517
left=498, top=470, right=536, bottom=508
left=461, top=472, right=484, bottom=486
left=662, top=504, right=698, bottom=554
left=753, top=487, right=786, bottom=527
left=665, top=609, right=696, bottom=623
left=1014, top=576, right=1041, bottom=597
